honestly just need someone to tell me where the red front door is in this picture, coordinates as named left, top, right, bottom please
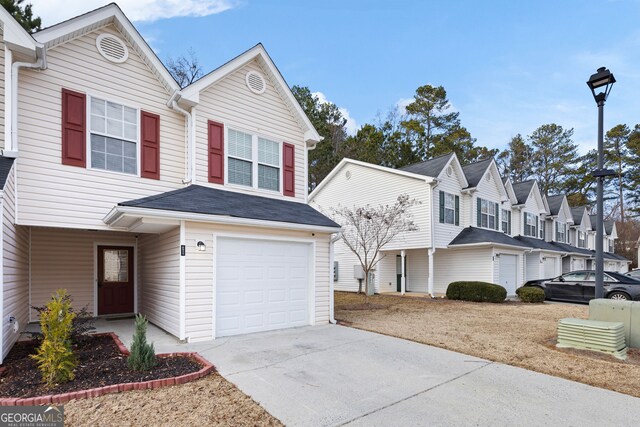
left=97, top=246, right=134, bottom=315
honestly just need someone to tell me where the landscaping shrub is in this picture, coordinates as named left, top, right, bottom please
left=516, top=286, right=545, bottom=303
left=31, top=289, right=77, bottom=387
left=127, top=314, right=157, bottom=371
left=27, top=296, right=96, bottom=344
left=446, top=281, right=507, bottom=303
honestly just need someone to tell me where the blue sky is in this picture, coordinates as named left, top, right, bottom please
left=35, top=1, right=640, bottom=154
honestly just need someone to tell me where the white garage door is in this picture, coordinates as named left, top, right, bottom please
left=499, top=254, right=518, bottom=295
left=216, top=237, right=311, bottom=337
left=606, top=261, right=617, bottom=272
left=543, top=257, right=556, bottom=278
left=573, top=258, right=585, bottom=270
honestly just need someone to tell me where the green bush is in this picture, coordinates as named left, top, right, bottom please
left=516, top=286, right=545, bottom=303
left=127, top=314, right=156, bottom=371
left=31, top=289, right=77, bottom=387
left=446, top=281, right=507, bottom=303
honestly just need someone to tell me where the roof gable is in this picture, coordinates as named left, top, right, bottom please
left=470, top=159, right=508, bottom=200
left=400, top=153, right=455, bottom=178
left=181, top=44, right=321, bottom=145
left=547, top=194, right=574, bottom=224
left=462, top=158, right=492, bottom=188
left=436, top=154, right=469, bottom=188
left=502, top=178, right=519, bottom=205
left=33, top=3, right=179, bottom=94
left=511, top=180, right=535, bottom=205
left=0, top=7, right=39, bottom=57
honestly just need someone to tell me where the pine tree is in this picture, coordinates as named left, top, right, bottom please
left=127, top=314, right=156, bottom=371
left=528, top=124, right=579, bottom=196
left=497, top=134, right=533, bottom=182
left=626, top=124, right=640, bottom=218
left=605, top=124, right=630, bottom=222
left=1, top=0, right=41, bottom=33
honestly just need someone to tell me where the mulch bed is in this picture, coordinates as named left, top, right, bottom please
left=0, top=334, right=203, bottom=398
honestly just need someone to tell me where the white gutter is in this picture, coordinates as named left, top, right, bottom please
left=104, top=205, right=342, bottom=234
left=167, top=91, right=193, bottom=185
left=9, top=45, right=46, bottom=154
left=329, top=232, right=342, bottom=324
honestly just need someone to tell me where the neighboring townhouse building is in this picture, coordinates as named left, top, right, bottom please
left=310, top=154, right=533, bottom=297
left=587, top=215, right=630, bottom=272
left=0, top=4, right=341, bottom=362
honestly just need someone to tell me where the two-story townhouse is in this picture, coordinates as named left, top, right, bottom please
left=587, top=216, right=630, bottom=272
left=0, top=4, right=340, bottom=362
left=310, top=153, right=534, bottom=297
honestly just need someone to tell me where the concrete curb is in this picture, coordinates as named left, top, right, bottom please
left=0, top=333, right=215, bottom=406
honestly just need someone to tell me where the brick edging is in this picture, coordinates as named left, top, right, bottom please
left=0, top=333, right=215, bottom=406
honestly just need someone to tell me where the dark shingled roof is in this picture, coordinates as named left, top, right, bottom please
left=571, top=206, right=587, bottom=225
left=514, top=236, right=564, bottom=252
left=511, top=180, right=535, bottom=205
left=546, top=194, right=565, bottom=216
left=0, top=157, right=15, bottom=189
left=605, top=220, right=615, bottom=235
left=589, top=214, right=597, bottom=231
left=119, top=185, right=340, bottom=228
left=462, top=158, right=493, bottom=188
left=449, top=227, right=532, bottom=248
left=549, top=240, right=594, bottom=257
left=399, top=153, right=453, bottom=178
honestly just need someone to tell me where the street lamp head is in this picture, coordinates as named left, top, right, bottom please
left=587, top=67, right=616, bottom=104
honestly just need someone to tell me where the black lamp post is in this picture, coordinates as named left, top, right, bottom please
left=587, top=67, right=616, bottom=299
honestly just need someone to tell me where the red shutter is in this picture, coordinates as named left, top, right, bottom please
left=140, top=111, right=160, bottom=179
left=283, top=142, right=295, bottom=197
left=208, top=120, right=224, bottom=184
left=61, top=88, right=86, bottom=167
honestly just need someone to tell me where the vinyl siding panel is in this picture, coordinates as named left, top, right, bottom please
left=433, top=248, right=493, bottom=294
left=310, top=163, right=431, bottom=250
left=194, top=59, right=307, bottom=202
left=16, top=24, right=186, bottom=229
left=433, top=165, right=464, bottom=248
left=405, top=249, right=429, bottom=292
left=2, top=166, right=29, bottom=360
left=30, top=228, right=136, bottom=318
left=138, top=227, right=180, bottom=337
left=184, top=222, right=331, bottom=342
left=0, top=28, right=5, bottom=149
left=377, top=251, right=399, bottom=293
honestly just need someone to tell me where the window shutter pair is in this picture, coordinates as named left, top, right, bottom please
left=61, top=88, right=160, bottom=179
left=535, top=216, right=539, bottom=237
left=476, top=198, right=482, bottom=227
left=507, top=210, right=512, bottom=235
left=207, top=120, right=296, bottom=196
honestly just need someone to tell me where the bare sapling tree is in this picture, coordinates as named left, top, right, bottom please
left=332, top=194, right=418, bottom=300
left=166, top=48, right=203, bottom=88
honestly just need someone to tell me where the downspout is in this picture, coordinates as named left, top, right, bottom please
left=329, top=232, right=342, bottom=324
left=428, top=179, right=438, bottom=297
left=10, top=46, right=47, bottom=153
left=167, top=91, right=193, bottom=185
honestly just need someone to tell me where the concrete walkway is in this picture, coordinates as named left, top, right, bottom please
left=99, top=321, right=639, bottom=426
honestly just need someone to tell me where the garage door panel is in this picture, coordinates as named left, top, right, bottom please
left=216, top=238, right=311, bottom=337
left=499, top=254, right=518, bottom=296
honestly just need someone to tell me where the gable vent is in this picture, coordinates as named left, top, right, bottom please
left=96, top=34, right=129, bottom=64
left=246, top=70, right=266, bottom=94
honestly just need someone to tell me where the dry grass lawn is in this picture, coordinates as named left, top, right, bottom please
left=335, top=292, right=640, bottom=398
left=64, top=373, right=282, bottom=427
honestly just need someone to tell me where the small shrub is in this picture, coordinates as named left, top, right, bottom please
left=127, top=314, right=156, bottom=371
left=26, top=296, right=96, bottom=344
left=31, top=289, right=77, bottom=387
left=446, top=281, right=507, bottom=303
left=516, top=286, right=545, bottom=303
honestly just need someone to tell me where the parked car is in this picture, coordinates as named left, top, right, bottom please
left=625, top=269, right=640, bottom=280
left=523, top=270, right=640, bottom=302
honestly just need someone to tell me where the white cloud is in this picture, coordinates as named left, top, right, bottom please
left=31, top=0, right=238, bottom=25
left=313, top=91, right=359, bottom=136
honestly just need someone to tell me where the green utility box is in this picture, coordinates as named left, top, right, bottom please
left=589, top=299, right=640, bottom=348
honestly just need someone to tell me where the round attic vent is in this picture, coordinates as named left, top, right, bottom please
left=446, top=166, right=453, bottom=176
left=96, top=34, right=129, bottom=63
left=246, top=70, right=266, bottom=94
left=345, top=170, right=352, bottom=180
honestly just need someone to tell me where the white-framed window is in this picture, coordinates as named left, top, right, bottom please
left=524, top=212, right=538, bottom=237
left=89, top=97, right=138, bottom=175
left=608, top=239, right=614, bottom=253
left=227, top=128, right=281, bottom=192
left=540, top=219, right=546, bottom=239
left=501, top=209, right=510, bottom=234
left=444, top=192, right=455, bottom=224
left=578, top=230, right=586, bottom=248
left=478, top=198, right=497, bottom=229
left=555, top=222, right=566, bottom=242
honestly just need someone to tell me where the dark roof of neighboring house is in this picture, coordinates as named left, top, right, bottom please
left=546, top=194, right=565, bottom=216
left=399, top=153, right=453, bottom=178
left=571, top=206, right=587, bottom=225
left=513, top=236, right=564, bottom=252
left=605, top=220, right=615, bottom=235
left=603, top=251, right=629, bottom=261
left=549, top=241, right=594, bottom=257
left=449, top=227, right=532, bottom=248
left=502, top=176, right=509, bottom=184
left=511, top=180, right=535, bottom=205
left=462, top=158, right=493, bottom=188
left=119, top=185, right=340, bottom=228
left=589, top=214, right=597, bottom=230
left=0, top=157, right=15, bottom=189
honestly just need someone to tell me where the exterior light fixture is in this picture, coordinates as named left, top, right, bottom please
left=197, top=241, right=206, bottom=252
left=586, top=66, right=616, bottom=299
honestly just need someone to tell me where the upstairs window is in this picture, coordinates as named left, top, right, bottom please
left=90, top=97, right=138, bottom=174
left=540, top=219, right=546, bottom=239
left=439, top=191, right=459, bottom=225
left=477, top=198, right=498, bottom=230
left=227, top=129, right=282, bottom=192
left=556, top=222, right=566, bottom=242
left=501, top=209, right=511, bottom=234
left=578, top=231, right=586, bottom=248
left=524, top=212, right=538, bottom=237
left=608, top=239, right=614, bottom=253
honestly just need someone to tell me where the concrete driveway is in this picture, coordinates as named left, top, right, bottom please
left=183, top=325, right=639, bottom=427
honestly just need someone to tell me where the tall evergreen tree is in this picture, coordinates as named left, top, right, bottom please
left=564, top=149, right=598, bottom=206
left=605, top=124, right=630, bottom=222
left=496, top=134, right=533, bottom=182
left=626, top=124, right=640, bottom=217
left=528, top=124, right=579, bottom=197
left=1, top=0, right=41, bottom=33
